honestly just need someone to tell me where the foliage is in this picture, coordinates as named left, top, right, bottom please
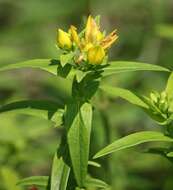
left=1, top=1, right=173, bottom=190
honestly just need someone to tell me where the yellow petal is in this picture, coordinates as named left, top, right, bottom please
left=85, top=15, right=101, bottom=43
left=96, top=31, right=104, bottom=42
left=101, top=30, right=118, bottom=49
left=87, top=46, right=105, bottom=64
left=69, top=25, right=80, bottom=47
left=83, top=42, right=94, bottom=52
left=57, top=29, right=72, bottom=49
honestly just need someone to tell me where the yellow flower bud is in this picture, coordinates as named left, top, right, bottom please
left=57, top=29, right=72, bottom=49
left=87, top=46, right=105, bottom=64
left=85, top=15, right=101, bottom=43
left=69, top=25, right=80, bottom=47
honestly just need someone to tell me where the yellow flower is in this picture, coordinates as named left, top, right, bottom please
left=85, top=15, right=118, bottom=50
left=96, top=31, right=104, bottom=42
left=56, top=15, right=118, bottom=65
left=83, top=42, right=94, bottom=52
left=87, top=46, right=105, bottom=64
left=69, top=25, right=80, bottom=47
left=57, top=29, right=72, bottom=49
left=85, top=15, right=102, bottom=44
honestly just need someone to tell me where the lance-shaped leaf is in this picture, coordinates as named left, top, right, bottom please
left=103, top=61, right=170, bottom=77
left=100, top=85, right=148, bottom=108
left=0, top=100, right=64, bottom=126
left=0, top=59, right=59, bottom=75
left=93, top=131, right=173, bottom=159
left=66, top=102, right=92, bottom=187
left=88, top=161, right=101, bottom=168
left=85, top=176, right=109, bottom=189
left=17, top=176, right=49, bottom=187
left=166, top=72, right=173, bottom=100
left=50, top=153, right=70, bottom=190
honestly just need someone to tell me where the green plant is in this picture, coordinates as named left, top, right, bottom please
left=0, top=15, right=173, bottom=190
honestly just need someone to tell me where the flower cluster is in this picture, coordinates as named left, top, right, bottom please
left=150, top=91, right=170, bottom=115
left=56, top=16, right=118, bottom=65
left=145, top=91, right=173, bottom=124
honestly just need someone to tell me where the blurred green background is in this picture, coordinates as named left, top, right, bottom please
left=0, top=0, right=173, bottom=190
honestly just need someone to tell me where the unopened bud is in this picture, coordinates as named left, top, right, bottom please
left=69, top=25, right=80, bottom=47
left=150, top=92, right=159, bottom=104
left=57, top=29, right=72, bottom=49
left=160, top=91, right=167, bottom=102
left=87, top=46, right=105, bottom=64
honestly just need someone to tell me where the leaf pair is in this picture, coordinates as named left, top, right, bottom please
left=0, top=59, right=170, bottom=78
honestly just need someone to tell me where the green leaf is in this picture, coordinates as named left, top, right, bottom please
left=60, top=53, right=74, bottom=67
left=80, top=103, right=93, bottom=137
left=93, top=131, right=173, bottom=159
left=0, top=59, right=59, bottom=75
left=100, top=85, right=148, bottom=108
left=1, top=167, right=23, bottom=190
left=0, top=100, right=63, bottom=126
left=103, top=61, right=170, bottom=77
left=57, top=64, right=72, bottom=77
left=75, top=70, right=88, bottom=83
left=50, top=153, right=70, bottom=190
left=67, top=102, right=93, bottom=187
left=85, top=176, right=109, bottom=189
left=167, top=152, right=173, bottom=157
left=72, top=72, right=100, bottom=101
left=88, top=161, right=101, bottom=168
left=17, top=176, right=49, bottom=187
left=166, top=72, right=173, bottom=100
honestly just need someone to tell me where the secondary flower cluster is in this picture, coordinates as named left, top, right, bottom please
left=56, top=16, right=118, bottom=65
left=147, top=91, right=173, bottom=124
left=150, top=91, right=170, bottom=115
